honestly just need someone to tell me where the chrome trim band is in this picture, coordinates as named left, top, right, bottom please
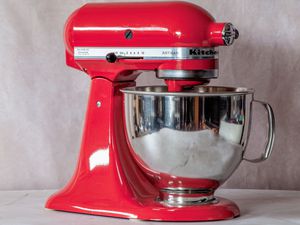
left=157, top=69, right=218, bottom=79
left=161, top=187, right=213, bottom=194
left=159, top=188, right=217, bottom=206
left=74, top=47, right=218, bottom=60
left=121, top=86, right=254, bottom=97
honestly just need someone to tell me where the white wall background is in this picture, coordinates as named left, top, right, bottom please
left=0, top=0, right=300, bottom=190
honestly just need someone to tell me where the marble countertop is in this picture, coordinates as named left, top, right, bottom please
left=1, top=189, right=300, bottom=225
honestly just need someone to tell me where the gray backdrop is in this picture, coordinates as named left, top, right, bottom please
left=0, top=0, right=299, bottom=191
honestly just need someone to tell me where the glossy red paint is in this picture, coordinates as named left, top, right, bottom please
left=64, top=1, right=226, bottom=81
left=209, top=23, right=228, bottom=46
left=46, top=1, right=240, bottom=221
left=165, top=80, right=207, bottom=92
left=46, top=78, right=240, bottom=221
left=64, top=1, right=222, bottom=50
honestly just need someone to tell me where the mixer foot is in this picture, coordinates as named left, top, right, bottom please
left=46, top=190, right=240, bottom=221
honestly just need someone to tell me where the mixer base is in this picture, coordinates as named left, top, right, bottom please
left=46, top=194, right=240, bottom=221
left=45, top=78, right=239, bottom=221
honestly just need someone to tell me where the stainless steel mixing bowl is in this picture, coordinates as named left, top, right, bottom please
left=122, top=86, right=275, bottom=205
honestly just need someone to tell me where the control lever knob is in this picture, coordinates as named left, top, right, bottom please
left=106, top=52, right=118, bottom=63
left=106, top=52, right=143, bottom=63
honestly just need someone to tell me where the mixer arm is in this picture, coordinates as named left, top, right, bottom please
left=243, top=100, right=275, bottom=163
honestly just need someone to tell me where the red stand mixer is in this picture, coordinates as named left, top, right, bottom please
left=46, top=1, right=275, bottom=221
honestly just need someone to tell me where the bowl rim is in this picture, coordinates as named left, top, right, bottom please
left=121, top=85, right=254, bottom=97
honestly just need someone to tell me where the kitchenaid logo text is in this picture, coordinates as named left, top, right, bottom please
left=189, top=49, right=217, bottom=57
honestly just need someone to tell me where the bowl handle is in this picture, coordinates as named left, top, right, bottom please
left=243, top=100, right=275, bottom=163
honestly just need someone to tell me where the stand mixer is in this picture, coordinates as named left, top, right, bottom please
left=46, top=1, right=275, bottom=221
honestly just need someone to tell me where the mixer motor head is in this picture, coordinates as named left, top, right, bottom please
left=64, top=1, right=238, bottom=91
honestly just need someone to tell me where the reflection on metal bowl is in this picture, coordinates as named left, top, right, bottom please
left=122, top=86, right=274, bottom=206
